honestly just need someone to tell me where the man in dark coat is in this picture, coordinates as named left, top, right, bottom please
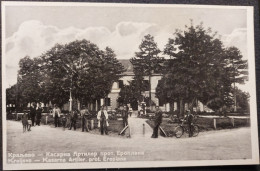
left=30, top=103, right=37, bottom=126
left=185, top=110, right=194, bottom=137
left=151, top=106, right=163, bottom=138
left=80, top=105, right=90, bottom=132
left=122, top=106, right=128, bottom=127
left=36, top=103, right=43, bottom=126
left=69, top=109, right=78, bottom=130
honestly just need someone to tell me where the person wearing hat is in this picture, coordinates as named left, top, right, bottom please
left=52, top=104, right=61, bottom=127
left=29, top=103, right=37, bottom=126
left=122, top=106, right=129, bottom=128
left=36, top=103, right=43, bottom=126
left=69, top=109, right=78, bottom=130
left=97, top=106, right=109, bottom=135
left=80, top=105, right=91, bottom=132
left=185, top=110, right=194, bottom=137
left=151, top=106, right=163, bottom=138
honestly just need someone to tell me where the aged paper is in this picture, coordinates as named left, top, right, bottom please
left=2, top=1, right=259, bottom=170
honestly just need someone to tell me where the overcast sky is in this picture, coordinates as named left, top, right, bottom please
left=4, top=3, right=248, bottom=88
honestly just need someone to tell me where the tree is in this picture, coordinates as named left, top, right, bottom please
left=11, top=39, right=125, bottom=110
left=41, top=40, right=125, bottom=108
left=17, top=56, right=44, bottom=107
left=233, top=87, right=250, bottom=113
left=40, top=44, right=71, bottom=107
left=6, top=84, right=17, bottom=106
left=156, top=22, right=246, bottom=117
left=224, top=47, right=248, bottom=111
left=117, top=85, right=132, bottom=106
left=130, top=34, right=164, bottom=107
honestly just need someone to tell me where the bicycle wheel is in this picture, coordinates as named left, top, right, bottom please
left=192, top=125, right=199, bottom=137
left=175, top=126, right=184, bottom=138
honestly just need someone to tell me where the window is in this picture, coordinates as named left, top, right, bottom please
left=104, top=98, right=111, bottom=106
left=118, top=80, right=124, bottom=89
left=159, top=98, right=164, bottom=107
left=158, top=79, right=162, bottom=86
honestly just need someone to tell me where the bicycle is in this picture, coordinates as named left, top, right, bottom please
left=174, top=119, right=199, bottom=138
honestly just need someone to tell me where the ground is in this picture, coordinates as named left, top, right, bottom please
left=6, top=115, right=252, bottom=163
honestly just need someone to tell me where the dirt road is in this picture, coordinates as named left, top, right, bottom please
left=6, top=120, right=251, bottom=162
left=128, top=116, right=153, bottom=138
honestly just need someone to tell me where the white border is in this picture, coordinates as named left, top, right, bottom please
left=2, top=1, right=259, bottom=170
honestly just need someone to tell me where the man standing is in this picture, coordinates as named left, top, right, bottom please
left=30, top=103, right=37, bottom=126
left=80, top=105, right=90, bottom=132
left=36, top=103, right=43, bottom=126
left=52, top=104, right=61, bottom=127
left=97, top=106, right=109, bottom=135
left=185, top=110, right=194, bottom=137
left=122, top=106, right=128, bottom=127
left=151, top=106, right=163, bottom=138
left=69, top=109, right=78, bottom=130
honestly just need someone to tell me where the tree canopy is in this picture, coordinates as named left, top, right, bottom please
left=12, top=39, right=125, bottom=108
left=156, top=22, right=248, bottom=116
left=130, top=34, right=164, bottom=106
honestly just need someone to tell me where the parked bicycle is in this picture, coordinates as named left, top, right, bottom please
left=174, top=118, right=199, bottom=138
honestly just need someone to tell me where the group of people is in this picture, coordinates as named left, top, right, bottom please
left=51, top=105, right=110, bottom=135
left=22, top=103, right=194, bottom=138
left=21, top=103, right=43, bottom=132
left=51, top=104, right=132, bottom=135
left=152, top=107, right=194, bottom=138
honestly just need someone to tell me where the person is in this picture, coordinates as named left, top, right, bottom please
left=122, top=106, right=128, bottom=127
left=27, top=112, right=32, bottom=131
left=22, top=112, right=29, bottom=132
left=80, top=105, right=90, bottom=132
left=97, top=106, right=109, bottom=135
left=65, top=113, right=71, bottom=129
left=69, top=109, right=78, bottom=130
left=36, top=103, right=43, bottom=126
left=151, top=106, right=163, bottom=138
left=185, top=110, right=194, bottom=137
left=61, top=114, right=68, bottom=131
left=129, top=107, right=133, bottom=117
left=30, top=103, right=37, bottom=126
left=52, top=104, right=61, bottom=127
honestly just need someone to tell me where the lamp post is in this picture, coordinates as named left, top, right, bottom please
left=69, top=87, right=72, bottom=112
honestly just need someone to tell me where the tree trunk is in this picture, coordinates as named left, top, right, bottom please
left=177, top=100, right=180, bottom=118
left=170, top=102, right=174, bottom=113
left=69, top=89, right=72, bottom=112
left=179, top=98, right=184, bottom=118
left=234, top=84, right=237, bottom=112
left=149, top=74, right=152, bottom=108
left=78, top=100, right=81, bottom=111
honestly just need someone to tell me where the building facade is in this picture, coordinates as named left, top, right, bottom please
left=101, top=59, right=170, bottom=111
left=102, top=59, right=212, bottom=112
left=62, top=59, right=212, bottom=113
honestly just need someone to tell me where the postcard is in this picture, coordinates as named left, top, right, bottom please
left=2, top=1, right=259, bottom=170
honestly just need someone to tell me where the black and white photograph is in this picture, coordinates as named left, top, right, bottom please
left=2, top=1, right=259, bottom=170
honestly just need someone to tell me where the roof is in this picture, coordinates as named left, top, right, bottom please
left=118, top=59, right=163, bottom=76
left=118, top=59, right=133, bottom=73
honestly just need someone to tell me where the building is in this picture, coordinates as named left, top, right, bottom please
left=62, top=59, right=211, bottom=113
left=101, top=59, right=171, bottom=111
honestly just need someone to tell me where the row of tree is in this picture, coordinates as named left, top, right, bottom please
left=117, top=22, right=249, bottom=116
left=7, top=40, right=125, bottom=110
left=7, top=21, right=249, bottom=116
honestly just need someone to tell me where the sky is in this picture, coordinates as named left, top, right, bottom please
left=3, top=3, right=248, bottom=88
